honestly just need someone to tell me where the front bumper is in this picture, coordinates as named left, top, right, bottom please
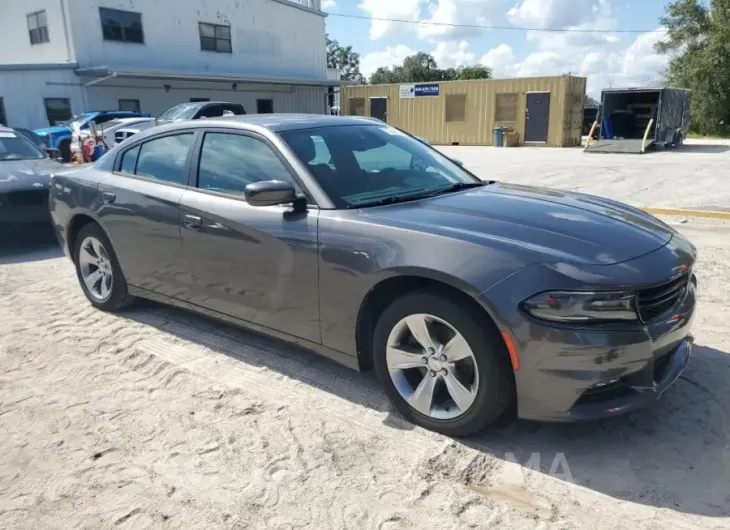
left=481, top=236, right=697, bottom=422
left=0, top=190, right=51, bottom=226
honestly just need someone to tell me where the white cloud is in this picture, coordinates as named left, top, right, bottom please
left=480, top=44, right=515, bottom=76
left=507, top=0, right=608, bottom=30
left=432, top=41, right=475, bottom=68
left=418, top=0, right=502, bottom=41
left=360, top=44, right=415, bottom=78
left=321, top=0, right=336, bottom=9
left=358, top=0, right=422, bottom=40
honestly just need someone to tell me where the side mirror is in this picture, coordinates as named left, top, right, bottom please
left=44, top=147, right=62, bottom=160
left=245, top=180, right=297, bottom=207
left=451, top=158, right=464, bottom=167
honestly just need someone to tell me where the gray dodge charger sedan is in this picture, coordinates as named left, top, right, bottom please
left=49, top=115, right=697, bottom=435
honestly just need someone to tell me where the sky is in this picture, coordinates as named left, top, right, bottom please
left=322, top=0, right=672, bottom=97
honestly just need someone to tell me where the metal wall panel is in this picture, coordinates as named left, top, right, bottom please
left=341, top=76, right=587, bottom=147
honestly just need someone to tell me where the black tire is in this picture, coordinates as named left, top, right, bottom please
left=373, top=290, right=515, bottom=436
left=59, top=140, right=71, bottom=163
left=73, top=223, right=133, bottom=312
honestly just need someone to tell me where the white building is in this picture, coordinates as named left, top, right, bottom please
left=0, top=0, right=342, bottom=129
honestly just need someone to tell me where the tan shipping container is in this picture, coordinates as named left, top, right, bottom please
left=341, top=75, right=587, bottom=147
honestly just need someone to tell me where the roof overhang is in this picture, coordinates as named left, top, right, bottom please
left=75, top=67, right=356, bottom=87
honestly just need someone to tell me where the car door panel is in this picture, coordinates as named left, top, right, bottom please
left=98, top=131, right=197, bottom=297
left=178, top=191, right=321, bottom=343
left=176, top=129, right=321, bottom=343
left=97, top=174, right=186, bottom=297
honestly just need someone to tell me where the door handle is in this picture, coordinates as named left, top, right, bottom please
left=102, top=192, right=116, bottom=204
left=183, top=214, right=203, bottom=230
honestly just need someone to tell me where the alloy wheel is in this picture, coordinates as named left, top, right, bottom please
left=78, top=236, right=114, bottom=301
left=385, top=313, right=479, bottom=420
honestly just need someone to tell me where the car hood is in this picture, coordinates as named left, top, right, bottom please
left=34, top=126, right=71, bottom=137
left=0, top=158, right=64, bottom=192
left=363, top=182, right=675, bottom=266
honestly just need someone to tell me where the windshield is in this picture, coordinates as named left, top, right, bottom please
left=0, top=130, right=45, bottom=161
left=280, top=124, right=481, bottom=209
left=158, top=103, right=200, bottom=122
left=58, top=113, right=97, bottom=127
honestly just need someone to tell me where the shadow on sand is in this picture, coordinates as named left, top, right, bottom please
left=0, top=226, right=62, bottom=265
left=119, top=300, right=730, bottom=519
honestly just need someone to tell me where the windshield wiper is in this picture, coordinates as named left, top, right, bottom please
left=423, top=181, right=488, bottom=198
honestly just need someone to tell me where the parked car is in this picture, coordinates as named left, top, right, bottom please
left=113, top=101, right=246, bottom=146
left=79, top=117, right=157, bottom=149
left=113, top=121, right=158, bottom=146
left=34, top=110, right=151, bottom=161
left=0, top=126, right=66, bottom=229
left=14, top=127, right=48, bottom=149
left=49, top=115, right=697, bottom=436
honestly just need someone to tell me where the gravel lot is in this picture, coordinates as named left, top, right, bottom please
left=1, top=191, right=729, bottom=526
left=439, top=139, right=730, bottom=212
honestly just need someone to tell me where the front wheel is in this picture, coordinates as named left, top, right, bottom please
left=73, top=223, right=133, bottom=311
left=372, top=291, right=515, bottom=436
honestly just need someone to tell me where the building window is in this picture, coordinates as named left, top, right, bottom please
left=349, top=97, right=365, bottom=116
left=44, top=98, right=72, bottom=126
left=257, top=99, right=274, bottom=114
left=99, top=8, right=144, bottom=44
left=495, top=93, right=518, bottom=122
left=28, top=10, right=50, bottom=45
left=199, top=23, right=232, bottom=53
left=445, top=94, right=467, bottom=123
left=119, top=99, right=141, bottom=112
left=0, top=98, right=6, bottom=126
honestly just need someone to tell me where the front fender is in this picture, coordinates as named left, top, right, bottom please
left=317, top=210, right=529, bottom=356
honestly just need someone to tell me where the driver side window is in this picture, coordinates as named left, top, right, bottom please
left=197, top=132, right=297, bottom=195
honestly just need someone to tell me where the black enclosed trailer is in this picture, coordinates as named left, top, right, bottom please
left=585, top=87, right=691, bottom=154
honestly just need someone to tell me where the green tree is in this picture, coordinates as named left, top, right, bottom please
left=455, top=65, right=493, bottom=80
left=585, top=96, right=600, bottom=107
left=656, top=0, right=730, bottom=135
left=368, top=52, right=492, bottom=84
left=326, top=34, right=364, bottom=83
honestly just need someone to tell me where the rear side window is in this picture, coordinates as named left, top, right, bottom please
left=120, top=145, right=140, bottom=173
left=134, top=134, right=195, bottom=184
left=197, top=132, right=295, bottom=194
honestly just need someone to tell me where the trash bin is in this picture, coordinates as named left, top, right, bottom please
left=493, top=126, right=505, bottom=147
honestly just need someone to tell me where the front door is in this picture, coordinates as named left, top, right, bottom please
left=177, top=129, right=321, bottom=343
left=524, top=92, right=551, bottom=142
left=370, top=97, right=387, bottom=122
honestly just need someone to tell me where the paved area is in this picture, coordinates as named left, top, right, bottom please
left=438, top=139, right=730, bottom=212
left=0, top=218, right=728, bottom=529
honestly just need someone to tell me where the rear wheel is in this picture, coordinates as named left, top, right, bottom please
left=372, top=291, right=515, bottom=436
left=73, top=223, right=132, bottom=311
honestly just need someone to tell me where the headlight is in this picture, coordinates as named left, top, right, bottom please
left=521, top=291, right=637, bottom=323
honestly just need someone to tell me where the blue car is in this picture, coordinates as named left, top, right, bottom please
left=34, top=110, right=150, bottom=161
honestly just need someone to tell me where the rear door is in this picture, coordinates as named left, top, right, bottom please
left=176, top=128, right=320, bottom=342
left=98, top=130, right=198, bottom=297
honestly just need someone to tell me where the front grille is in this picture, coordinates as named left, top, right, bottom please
left=637, top=273, right=689, bottom=322
left=7, top=190, right=47, bottom=207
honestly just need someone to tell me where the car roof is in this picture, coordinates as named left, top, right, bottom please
left=190, top=114, right=381, bottom=133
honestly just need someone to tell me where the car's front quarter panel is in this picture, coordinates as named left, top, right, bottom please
left=317, top=210, right=530, bottom=356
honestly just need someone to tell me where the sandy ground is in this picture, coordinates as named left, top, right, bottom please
left=438, top=139, right=730, bottom=212
left=0, top=218, right=728, bottom=530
